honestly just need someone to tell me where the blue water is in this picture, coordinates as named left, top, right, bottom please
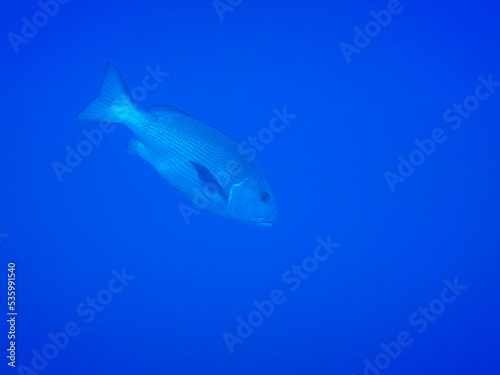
left=2, top=1, right=500, bottom=374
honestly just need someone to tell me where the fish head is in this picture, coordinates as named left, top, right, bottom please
left=227, top=177, right=277, bottom=226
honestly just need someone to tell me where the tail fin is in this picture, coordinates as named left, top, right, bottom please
left=76, top=62, right=133, bottom=124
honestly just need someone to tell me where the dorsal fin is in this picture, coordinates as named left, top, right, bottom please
left=147, top=105, right=190, bottom=119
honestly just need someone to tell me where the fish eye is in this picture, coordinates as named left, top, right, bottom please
left=260, top=192, right=270, bottom=202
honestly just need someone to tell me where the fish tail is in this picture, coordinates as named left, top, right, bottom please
left=76, top=62, right=134, bottom=124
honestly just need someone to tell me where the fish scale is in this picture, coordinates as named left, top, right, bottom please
left=128, top=107, right=258, bottom=194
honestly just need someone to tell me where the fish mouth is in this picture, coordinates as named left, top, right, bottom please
left=252, top=218, right=274, bottom=227
left=256, top=221, right=273, bottom=227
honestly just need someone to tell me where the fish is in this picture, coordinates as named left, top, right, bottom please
left=76, top=62, right=277, bottom=226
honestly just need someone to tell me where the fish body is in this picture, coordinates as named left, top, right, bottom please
left=77, top=63, right=277, bottom=226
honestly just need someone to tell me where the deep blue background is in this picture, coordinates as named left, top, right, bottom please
left=2, top=0, right=499, bottom=374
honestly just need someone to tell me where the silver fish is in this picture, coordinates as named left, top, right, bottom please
left=77, top=63, right=277, bottom=226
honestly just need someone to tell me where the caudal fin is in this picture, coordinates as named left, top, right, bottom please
left=76, top=62, right=133, bottom=124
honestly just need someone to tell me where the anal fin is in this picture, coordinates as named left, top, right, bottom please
left=127, top=139, right=149, bottom=161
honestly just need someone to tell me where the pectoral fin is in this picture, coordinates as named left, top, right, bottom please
left=190, top=161, right=227, bottom=200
